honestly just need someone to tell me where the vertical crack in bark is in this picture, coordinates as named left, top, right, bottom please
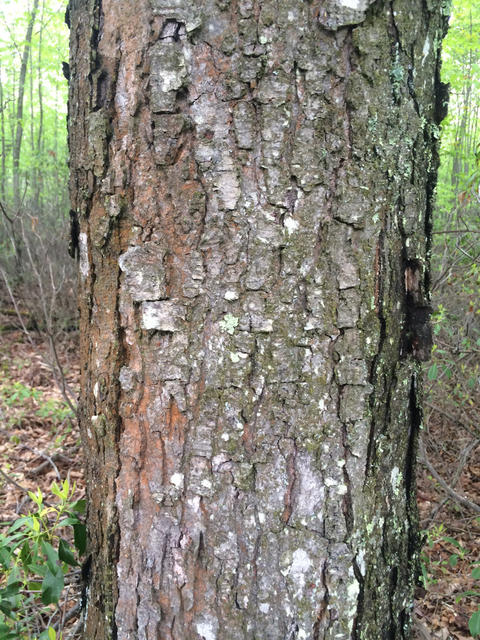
left=281, top=438, right=297, bottom=525
left=365, top=227, right=386, bottom=479
left=405, top=373, right=422, bottom=578
left=312, top=559, right=328, bottom=640
left=343, top=29, right=354, bottom=161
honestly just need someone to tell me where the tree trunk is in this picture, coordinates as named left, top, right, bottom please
left=68, top=1, right=448, bottom=638
left=13, top=0, right=39, bottom=212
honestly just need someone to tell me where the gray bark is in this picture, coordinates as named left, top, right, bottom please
left=67, top=0, right=448, bottom=638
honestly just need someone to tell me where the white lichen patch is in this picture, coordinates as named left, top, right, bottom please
left=287, top=549, right=313, bottom=598
left=188, top=496, right=201, bottom=512
left=215, top=171, right=241, bottom=210
left=170, top=473, right=184, bottom=489
left=390, top=466, right=402, bottom=495
left=79, top=233, right=89, bottom=280
left=141, top=301, right=185, bottom=331
left=284, top=216, right=299, bottom=234
left=118, top=244, right=166, bottom=301
left=195, top=616, right=218, bottom=640
left=338, top=0, right=363, bottom=8
left=224, top=290, right=239, bottom=301
left=319, top=0, right=376, bottom=29
left=119, top=366, right=136, bottom=392
left=230, top=351, right=249, bottom=363
left=422, top=37, right=431, bottom=64
left=357, top=549, right=366, bottom=576
left=150, top=41, right=188, bottom=111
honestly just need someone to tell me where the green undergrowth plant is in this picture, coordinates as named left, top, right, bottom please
left=420, top=522, right=480, bottom=638
left=0, top=479, right=86, bottom=640
left=0, top=374, right=75, bottom=430
left=458, top=565, right=480, bottom=637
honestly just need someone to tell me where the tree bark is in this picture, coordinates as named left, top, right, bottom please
left=68, top=0, right=448, bottom=638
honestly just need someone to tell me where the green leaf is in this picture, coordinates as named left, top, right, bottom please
left=27, top=581, right=42, bottom=591
left=48, top=626, right=57, bottom=640
left=29, top=562, right=48, bottom=577
left=58, top=516, right=81, bottom=527
left=427, top=363, right=438, bottom=381
left=0, top=581, right=22, bottom=599
left=73, top=523, right=87, bottom=556
left=7, top=516, right=30, bottom=533
left=41, top=566, right=64, bottom=605
left=19, top=540, right=32, bottom=567
left=0, top=546, right=12, bottom=569
left=469, top=609, right=480, bottom=637
left=71, top=499, right=86, bottom=514
left=41, top=541, right=59, bottom=574
left=472, top=567, right=480, bottom=580
left=448, top=554, right=458, bottom=567
left=58, top=539, right=78, bottom=567
left=0, top=600, right=14, bottom=618
left=31, top=516, right=40, bottom=533
left=0, top=624, right=19, bottom=638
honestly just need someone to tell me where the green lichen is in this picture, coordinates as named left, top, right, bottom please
left=219, top=313, right=239, bottom=335
left=390, top=44, right=405, bottom=102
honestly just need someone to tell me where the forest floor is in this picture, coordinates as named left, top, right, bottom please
left=0, top=328, right=478, bottom=639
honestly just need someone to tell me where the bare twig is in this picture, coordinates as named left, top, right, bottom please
left=0, top=467, right=31, bottom=494
left=419, top=438, right=480, bottom=514
left=0, top=267, right=35, bottom=345
left=65, top=615, right=84, bottom=639
left=0, top=467, right=55, bottom=509
left=60, top=601, right=82, bottom=630
left=26, top=452, right=73, bottom=478
left=425, top=401, right=479, bottom=439
left=19, top=444, right=61, bottom=479
left=427, top=437, right=480, bottom=523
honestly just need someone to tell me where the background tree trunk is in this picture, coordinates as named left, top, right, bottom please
left=68, top=0, right=448, bottom=638
left=13, top=0, right=39, bottom=212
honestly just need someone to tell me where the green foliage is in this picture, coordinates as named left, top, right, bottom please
left=436, top=0, right=480, bottom=212
left=35, top=398, right=74, bottom=426
left=0, top=0, right=69, bottom=206
left=0, top=373, right=74, bottom=429
left=0, top=479, right=85, bottom=640
left=0, top=0, right=76, bottom=331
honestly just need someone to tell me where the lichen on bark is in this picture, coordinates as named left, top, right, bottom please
left=68, top=0, right=448, bottom=638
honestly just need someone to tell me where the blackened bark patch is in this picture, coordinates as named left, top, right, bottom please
left=435, top=76, right=449, bottom=124
left=62, top=61, right=70, bottom=82
left=406, top=376, right=421, bottom=533
left=64, top=2, right=70, bottom=28
left=68, top=209, right=80, bottom=259
left=81, top=554, right=92, bottom=611
left=95, top=71, right=109, bottom=110
left=402, top=260, right=432, bottom=361
left=388, top=565, right=398, bottom=638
